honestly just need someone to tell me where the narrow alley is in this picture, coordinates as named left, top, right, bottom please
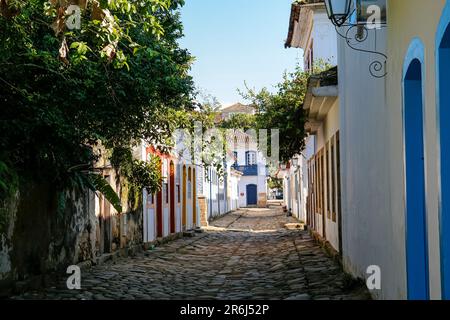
left=11, top=206, right=370, bottom=300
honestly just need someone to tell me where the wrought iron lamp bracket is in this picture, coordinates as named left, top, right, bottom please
left=334, top=22, right=387, bottom=78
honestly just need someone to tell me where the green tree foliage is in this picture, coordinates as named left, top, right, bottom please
left=173, top=94, right=227, bottom=179
left=0, top=1, right=195, bottom=205
left=109, top=146, right=162, bottom=210
left=89, top=173, right=122, bottom=212
left=240, top=62, right=331, bottom=163
left=220, top=113, right=256, bottom=132
left=267, top=177, right=283, bottom=190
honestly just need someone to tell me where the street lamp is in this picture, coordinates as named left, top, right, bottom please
left=292, top=157, right=299, bottom=167
left=280, top=163, right=286, bottom=170
left=324, top=0, right=352, bottom=27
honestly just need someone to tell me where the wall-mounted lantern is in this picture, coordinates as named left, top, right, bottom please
left=324, top=0, right=352, bottom=27
left=324, top=0, right=388, bottom=78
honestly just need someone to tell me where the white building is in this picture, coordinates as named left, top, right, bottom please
left=282, top=0, right=340, bottom=244
left=333, top=0, right=449, bottom=300
left=219, top=103, right=269, bottom=208
left=285, top=0, right=337, bottom=71
left=231, top=131, right=269, bottom=208
left=220, top=103, right=256, bottom=121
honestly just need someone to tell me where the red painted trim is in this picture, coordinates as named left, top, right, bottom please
left=146, top=145, right=176, bottom=160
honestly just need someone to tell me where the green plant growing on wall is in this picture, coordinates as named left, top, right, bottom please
left=110, top=146, right=162, bottom=210
left=89, top=173, right=123, bottom=213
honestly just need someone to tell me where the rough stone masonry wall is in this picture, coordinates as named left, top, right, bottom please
left=0, top=182, right=96, bottom=295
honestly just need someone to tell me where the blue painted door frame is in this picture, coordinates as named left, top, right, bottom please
left=437, top=9, right=450, bottom=299
left=246, top=184, right=257, bottom=206
left=404, top=56, right=429, bottom=300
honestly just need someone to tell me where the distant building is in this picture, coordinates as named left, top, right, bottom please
left=220, top=103, right=256, bottom=121
left=217, top=102, right=269, bottom=207
left=231, top=131, right=268, bottom=208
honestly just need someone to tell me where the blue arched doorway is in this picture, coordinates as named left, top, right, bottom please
left=437, top=8, right=450, bottom=299
left=246, top=184, right=257, bottom=206
left=403, top=42, right=429, bottom=300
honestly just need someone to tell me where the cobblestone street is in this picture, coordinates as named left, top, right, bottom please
left=12, top=206, right=371, bottom=300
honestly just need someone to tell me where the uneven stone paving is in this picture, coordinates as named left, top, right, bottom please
left=11, top=206, right=371, bottom=300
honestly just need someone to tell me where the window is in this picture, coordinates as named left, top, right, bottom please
left=331, top=138, right=336, bottom=222
left=306, top=162, right=310, bottom=215
left=317, top=152, right=322, bottom=214
left=336, top=132, right=341, bottom=223
left=320, top=149, right=325, bottom=215
left=314, top=156, right=318, bottom=214
left=326, top=142, right=331, bottom=219
left=246, top=151, right=257, bottom=166
left=312, top=162, right=314, bottom=222
left=307, top=159, right=313, bottom=226
left=233, top=151, right=238, bottom=166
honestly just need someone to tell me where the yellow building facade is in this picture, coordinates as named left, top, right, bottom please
left=387, top=0, right=449, bottom=299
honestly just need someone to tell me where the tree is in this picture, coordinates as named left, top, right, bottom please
left=0, top=0, right=195, bottom=206
left=240, top=62, right=331, bottom=163
left=267, top=177, right=283, bottom=190
left=220, top=113, right=256, bottom=132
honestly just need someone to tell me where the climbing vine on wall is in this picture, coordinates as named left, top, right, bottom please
left=110, top=146, right=162, bottom=210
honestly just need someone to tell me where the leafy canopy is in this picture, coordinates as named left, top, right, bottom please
left=239, top=62, right=332, bottom=163
left=0, top=0, right=195, bottom=205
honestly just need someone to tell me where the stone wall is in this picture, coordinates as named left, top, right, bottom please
left=0, top=182, right=96, bottom=295
left=0, top=178, right=144, bottom=296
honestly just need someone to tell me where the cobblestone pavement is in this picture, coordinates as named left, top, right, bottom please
left=11, top=206, right=371, bottom=300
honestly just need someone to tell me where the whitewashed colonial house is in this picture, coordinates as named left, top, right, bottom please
left=302, top=0, right=450, bottom=300
left=281, top=0, right=341, bottom=252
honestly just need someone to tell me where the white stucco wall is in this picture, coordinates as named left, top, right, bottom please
left=337, top=23, right=398, bottom=299
left=312, top=10, right=338, bottom=66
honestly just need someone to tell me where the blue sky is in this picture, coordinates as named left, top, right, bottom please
left=179, top=0, right=302, bottom=106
